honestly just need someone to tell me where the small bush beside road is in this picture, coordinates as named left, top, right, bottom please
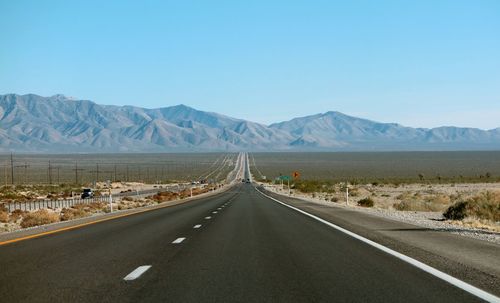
left=357, top=198, right=374, bottom=207
left=443, top=191, right=500, bottom=222
left=20, top=209, right=60, bottom=228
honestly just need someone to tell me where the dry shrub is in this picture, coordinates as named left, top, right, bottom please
left=393, top=192, right=452, bottom=212
left=122, top=196, right=134, bottom=201
left=393, top=200, right=447, bottom=212
left=0, top=204, right=8, bottom=222
left=9, top=209, right=27, bottom=222
left=444, top=191, right=500, bottom=221
left=60, top=208, right=88, bottom=221
left=429, top=194, right=451, bottom=205
left=0, top=211, right=8, bottom=223
left=396, top=192, right=414, bottom=200
left=357, top=197, right=374, bottom=207
left=191, top=188, right=209, bottom=196
left=349, top=188, right=359, bottom=197
left=21, top=209, right=60, bottom=228
left=87, top=202, right=105, bottom=211
left=150, top=191, right=178, bottom=202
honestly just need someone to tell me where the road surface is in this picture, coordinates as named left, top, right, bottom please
left=0, top=160, right=495, bottom=302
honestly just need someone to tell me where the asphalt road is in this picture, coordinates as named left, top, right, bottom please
left=0, top=153, right=493, bottom=303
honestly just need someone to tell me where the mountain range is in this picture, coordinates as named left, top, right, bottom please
left=0, top=94, right=499, bottom=152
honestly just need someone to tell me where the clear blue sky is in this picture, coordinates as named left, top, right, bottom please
left=1, top=0, right=499, bottom=129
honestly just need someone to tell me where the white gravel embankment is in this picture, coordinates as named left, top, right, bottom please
left=263, top=185, right=500, bottom=245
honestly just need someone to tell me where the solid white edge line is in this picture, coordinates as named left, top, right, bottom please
left=123, top=265, right=152, bottom=281
left=172, top=237, right=186, bottom=244
left=255, top=187, right=500, bottom=303
left=193, top=224, right=202, bottom=229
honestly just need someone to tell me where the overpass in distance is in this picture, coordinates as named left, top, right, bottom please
left=0, top=153, right=498, bottom=302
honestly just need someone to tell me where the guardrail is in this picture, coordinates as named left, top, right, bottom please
left=1, top=184, right=195, bottom=213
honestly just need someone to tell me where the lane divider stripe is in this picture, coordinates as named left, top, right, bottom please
left=255, top=187, right=500, bottom=303
left=172, top=237, right=186, bottom=244
left=124, top=265, right=151, bottom=281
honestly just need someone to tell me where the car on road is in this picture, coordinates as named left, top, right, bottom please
left=81, top=188, right=94, bottom=199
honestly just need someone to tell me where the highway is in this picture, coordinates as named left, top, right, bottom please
left=0, top=155, right=496, bottom=302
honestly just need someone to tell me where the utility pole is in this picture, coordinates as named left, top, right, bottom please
left=24, top=162, right=28, bottom=184
left=48, top=161, right=52, bottom=184
left=75, top=162, right=79, bottom=184
left=10, top=153, right=14, bottom=185
left=73, top=161, right=84, bottom=185
left=96, top=163, right=99, bottom=183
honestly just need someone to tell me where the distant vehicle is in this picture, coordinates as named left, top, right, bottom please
left=81, top=188, right=94, bottom=199
left=246, top=178, right=250, bottom=183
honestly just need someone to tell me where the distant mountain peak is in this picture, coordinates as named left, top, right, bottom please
left=51, top=94, right=76, bottom=101
left=0, top=93, right=499, bottom=152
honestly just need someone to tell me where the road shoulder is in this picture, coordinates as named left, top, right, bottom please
left=257, top=185, right=500, bottom=297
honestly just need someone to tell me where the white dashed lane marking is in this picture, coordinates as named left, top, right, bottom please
left=172, top=237, right=186, bottom=244
left=193, top=224, right=202, bottom=229
left=205, top=216, right=212, bottom=219
left=123, top=266, right=152, bottom=281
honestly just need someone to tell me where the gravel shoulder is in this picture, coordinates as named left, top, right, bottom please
left=264, top=183, right=500, bottom=244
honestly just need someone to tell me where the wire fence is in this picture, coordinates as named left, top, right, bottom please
left=0, top=153, right=236, bottom=185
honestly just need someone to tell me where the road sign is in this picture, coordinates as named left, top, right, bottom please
left=293, top=171, right=300, bottom=179
left=279, top=175, right=291, bottom=181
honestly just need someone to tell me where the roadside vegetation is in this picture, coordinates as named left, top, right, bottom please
left=443, top=191, right=500, bottom=230
left=0, top=183, right=218, bottom=233
left=262, top=177, right=499, bottom=232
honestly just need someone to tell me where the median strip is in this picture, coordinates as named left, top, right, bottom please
left=124, top=265, right=151, bottom=281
